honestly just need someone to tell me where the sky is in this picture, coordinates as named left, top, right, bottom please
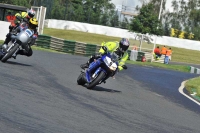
left=110, top=0, right=188, bottom=12
left=111, top=0, right=138, bottom=8
left=110, top=0, right=177, bottom=21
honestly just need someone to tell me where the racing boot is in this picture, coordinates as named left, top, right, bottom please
left=80, top=54, right=100, bottom=69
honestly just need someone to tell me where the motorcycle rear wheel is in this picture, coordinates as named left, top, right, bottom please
left=1, top=43, right=19, bottom=63
left=87, top=71, right=106, bottom=89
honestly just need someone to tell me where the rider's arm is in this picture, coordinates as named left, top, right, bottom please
left=99, top=42, right=106, bottom=54
left=15, top=13, right=22, bottom=22
left=99, top=42, right=118, bottom=54
left=29, top=30, right=38, bottom=46
left=118, top=52, right=129, bottom=71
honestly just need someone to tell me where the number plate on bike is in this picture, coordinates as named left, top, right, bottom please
left=25, top=29, right=33, bottom=37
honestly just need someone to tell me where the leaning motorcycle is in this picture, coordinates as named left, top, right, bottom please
left=0, top=22, right=33, bottom=63
left=77, top=48, right=119, bottom=89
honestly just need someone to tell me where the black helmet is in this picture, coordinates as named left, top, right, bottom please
left=115, top=38, right=130, bottom=58
left=119, top=38, right=130, bottom=52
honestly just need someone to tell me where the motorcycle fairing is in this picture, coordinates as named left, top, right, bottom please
left=86, top=59, right=106, bottom=83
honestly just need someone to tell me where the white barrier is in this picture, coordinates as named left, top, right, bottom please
left=45, top=19, right=200, bottom=51
left=190, top=66, right=195, bottom=73
left=155, top=36, right=200, bottom=51
left=197, top=69, right=200, bottom=74
left=0, top=21, right=10, bottom=40
left=45, top=19, right=130, bottom=38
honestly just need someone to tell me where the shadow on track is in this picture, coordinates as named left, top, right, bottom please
left=5, top=61, right=32, bottom=67
left=83, top=85, right=121, bottom=93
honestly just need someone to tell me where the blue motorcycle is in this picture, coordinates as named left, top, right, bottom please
left=77, top=48, right=119, bottom=89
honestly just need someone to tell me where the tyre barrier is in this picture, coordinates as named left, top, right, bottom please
left=190, top=66, right=200, bottom=74
left=35, top=35, right=102, bottom=57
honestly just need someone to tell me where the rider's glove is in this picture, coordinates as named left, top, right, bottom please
left=122, top=65, right=128, bottom=70
left=102, top=46, right=108, bottom=54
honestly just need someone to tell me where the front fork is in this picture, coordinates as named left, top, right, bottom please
left=6, top=40, right=16, bottom=52
left=6, top=41, right=20, bottom=56
left=86, top=59, right=102, bottom=83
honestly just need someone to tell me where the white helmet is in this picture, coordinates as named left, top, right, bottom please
left=27, top=9, right=35, bottom=18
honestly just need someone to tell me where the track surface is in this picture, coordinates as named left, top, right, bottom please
left=0, top=50, right=200, bottom=133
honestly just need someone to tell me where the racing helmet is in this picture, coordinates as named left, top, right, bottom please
left=29, top=18, right=38, bottom=29
left=114, top=38, right=130, bottom=57
left=119, top=38, right=130, bottom=52
left=27, top=9, right=35, bottom=18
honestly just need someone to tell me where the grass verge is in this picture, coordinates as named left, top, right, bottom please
left=126, top=60, right=190, bottom=73
left=185, top=77, right=200, bottom=101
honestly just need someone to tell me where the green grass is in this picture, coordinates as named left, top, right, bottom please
left=43, top=28, right=120, bottom=45
left=127, top=60, right=190, bottom=73
left=185, top=77, right=200, bottom=98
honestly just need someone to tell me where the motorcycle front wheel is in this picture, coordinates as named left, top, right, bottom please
left=87, top=71, right=106, bottom=89
left=1, top=43, right=19, bottom=63
left=77, top=72, right=86, bottom=85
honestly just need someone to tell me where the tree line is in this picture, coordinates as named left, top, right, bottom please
left=1, top=0, right=200, bottom=40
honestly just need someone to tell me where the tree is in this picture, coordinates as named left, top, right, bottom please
left=110, top=10, right=119, bottom=27
left=129, top=3, right=163, bottom=35
left=2, top=0, right=119, bottom=28
left=120, top=17, right=129, bottom=29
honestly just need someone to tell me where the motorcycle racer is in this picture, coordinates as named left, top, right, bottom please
left=1, top=9, right=36, bottom=47
left=80, top=38, right=130, bottom=71
left=1, top=18, right=38, bottom=58
left=10, top=9, right=36, bottom=32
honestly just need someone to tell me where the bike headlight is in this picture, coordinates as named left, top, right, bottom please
left=109, top=66, right=117, bottom=71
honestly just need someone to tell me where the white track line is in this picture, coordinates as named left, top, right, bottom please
left=179, top=80, right=200, bottom=106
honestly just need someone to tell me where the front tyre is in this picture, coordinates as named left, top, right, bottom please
left=87, top=71, right=106, bottom=89
left=1, top=43, right=19, bottom=63
left=77, top=73, right=86, bottom=85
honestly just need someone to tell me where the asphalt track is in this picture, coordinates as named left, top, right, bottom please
left=0, top=50, right=200, bottom=133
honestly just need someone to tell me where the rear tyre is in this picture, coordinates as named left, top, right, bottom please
left=1, top=44, right=19, bottom=63
left=87, top=71, right=106, bottom=89
left=77, top=73, right=86, bottom=85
